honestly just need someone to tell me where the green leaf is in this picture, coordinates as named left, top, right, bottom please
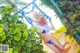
left=26, top=47, right=31, bottom=53
left=26, top=42, right=32, bottom=48
left=1, top=32, right=5, bottom=35
left=20, top=40, right=25, bottom=46
left=21, top=24, right=28, bottom=29
left=13, top=46, right=21, bottom=51
left=14, top=34, right=21, bottom=41
left=6, top=4, right=12, bottom=9
left=0, top=35, right=6, bottom=41
left=23, top=31, right=28, bottom=40
left=10, top=28, right=17, bottom=34
left=0, top=24, right=4, bottom=28
left=32, top=28, right=38, bottom=32
left=29, top=34, right=35, bottom=40
left=12, top=50, right=18, bottom=53
left=8, top=17, right=12, bottom=22
left=9, top=23, right=15, bottom=27
left=8, top=48, right=13, bottom=53
left=0, top=28, right=3, bottom=33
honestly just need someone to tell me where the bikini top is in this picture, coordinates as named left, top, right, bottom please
left=32, top=23, right=51, bottom=33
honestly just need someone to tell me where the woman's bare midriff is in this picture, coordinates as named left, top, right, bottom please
left=42, top=33, right=54, bottom=42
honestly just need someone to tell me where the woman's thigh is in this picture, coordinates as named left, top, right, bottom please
left=42, top=33, right=63, bottom=49
left=44, top=41, right=61, bottom=53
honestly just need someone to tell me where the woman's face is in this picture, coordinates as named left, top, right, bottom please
left=34, top=13, right=47, bottom=26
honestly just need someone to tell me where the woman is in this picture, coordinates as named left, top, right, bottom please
left=32, top=12, right=71, bottom=53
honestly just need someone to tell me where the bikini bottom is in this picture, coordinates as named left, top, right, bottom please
left=47, top=40, right=53, bottom=44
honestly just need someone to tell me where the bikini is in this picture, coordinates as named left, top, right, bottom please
left=42, top=30, right=53, bottom=44
left=33, top=25, right=53, bottom=44
left=34, top=17, right=53, bottom=44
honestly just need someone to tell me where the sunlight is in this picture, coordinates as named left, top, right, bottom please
left=21, top=0, right=63, bottom=30
left=21, top=0, right=33, bottom=3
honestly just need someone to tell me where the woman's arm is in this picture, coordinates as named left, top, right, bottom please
left=32, top=23, right=46, bottom=32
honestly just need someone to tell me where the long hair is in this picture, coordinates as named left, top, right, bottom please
left=33, top=12, right=47, bottom=26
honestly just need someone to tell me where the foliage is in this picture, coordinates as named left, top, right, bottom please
left=40, top=0, right=53, bottom=9
left=76, top=46, right=80, bottom=53
left=40, top=0, right=73, bottom=9
left=40, top=0, right=80, bottom=52
left=53, top=25, right=67, bottom=39
left=58, top=1, right=80, bottom=44
left=53, top=25, right=72, bottom=41
left=0, top=4, right=46, bottom=53
left=54, top=25, right=80, bottom=53
left=40, top=0, right=80, bottom=44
